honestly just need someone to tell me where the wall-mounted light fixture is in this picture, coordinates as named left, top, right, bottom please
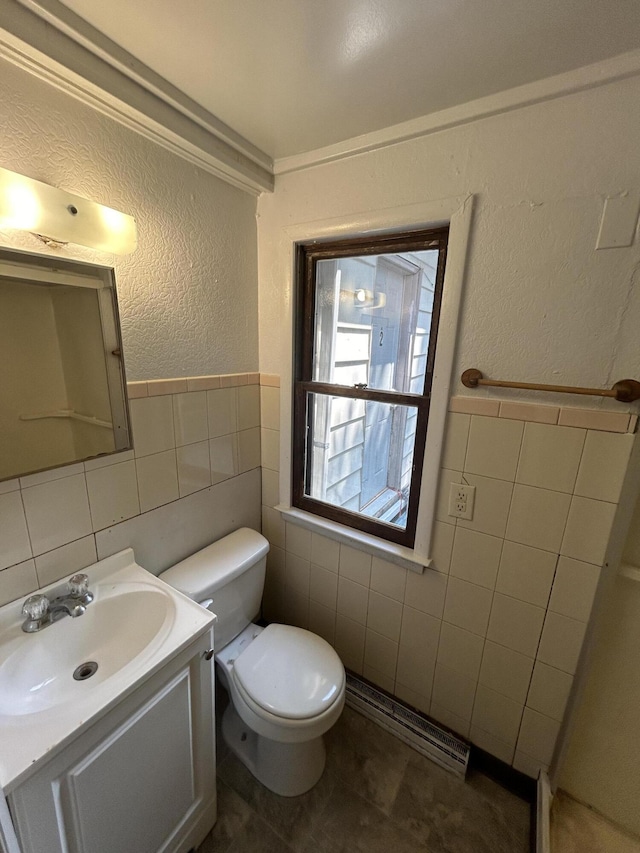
left=0, top=166, right=137, bottom=254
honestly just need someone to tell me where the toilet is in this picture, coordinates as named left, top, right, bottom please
left=159, top=527, right=345, bottom=797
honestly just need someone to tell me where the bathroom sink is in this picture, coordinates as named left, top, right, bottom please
left=0, top=586, right=173, bottom=717
left=0, top=548, right=215, bottom=791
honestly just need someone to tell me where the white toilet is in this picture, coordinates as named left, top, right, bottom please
left=159, top=527, right=345, bottom=797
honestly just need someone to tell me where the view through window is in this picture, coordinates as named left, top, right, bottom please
left=293, top=228, right=448, bottom=546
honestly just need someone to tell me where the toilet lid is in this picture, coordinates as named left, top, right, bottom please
left=232, top=624, right=344, bottom=720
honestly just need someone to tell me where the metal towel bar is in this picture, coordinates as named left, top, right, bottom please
left=461, top=369, right=640, bottom=403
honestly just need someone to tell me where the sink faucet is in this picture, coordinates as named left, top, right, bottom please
left=21, top=574, right=94, bottom=633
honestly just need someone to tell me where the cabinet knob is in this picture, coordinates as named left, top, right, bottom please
left=203, top=649, right=214, bottom=661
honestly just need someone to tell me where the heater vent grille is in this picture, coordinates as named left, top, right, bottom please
left=345, top=673, right=469, bottom=776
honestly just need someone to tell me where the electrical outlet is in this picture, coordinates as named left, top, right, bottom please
left=448, top=483, right=476, bottom=520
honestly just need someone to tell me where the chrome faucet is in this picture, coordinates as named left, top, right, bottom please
left=21, top=574, right=94, bottom=633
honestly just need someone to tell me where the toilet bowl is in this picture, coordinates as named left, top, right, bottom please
left=159, top=528, right=345, bottom=797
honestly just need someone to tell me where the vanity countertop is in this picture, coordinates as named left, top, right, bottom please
left=0, top=549, right=215, bottom=792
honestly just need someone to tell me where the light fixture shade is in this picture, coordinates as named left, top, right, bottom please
left=0, top=166, right=137, bottom=254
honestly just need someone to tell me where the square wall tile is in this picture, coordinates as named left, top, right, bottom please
left=367, top=590, right=403, bottom=641
left=399, top=605, right=441, bottom=662
left=207, top=388, right=238, bottom=437
left=286, top=523, right=312, bottom=560
left=339, top=544, right=372, bottom=585
left=35, top=535, right=97, bottom=587
left=506, top=484, right=571, bottom=553
left=86, top=460, right=140, bottom=530
left=574, top=431, right=634, bottom=503
left=262, top=505, right=285, bottom=549
left=404, top=566, right=448, bottom=619
left=472, top=685, right=523, bottom=747
left=443, top=577, right=493, bottom=637
left=457, top=474, right=513, bottom=539
left=282, top=587, right=309, bottom=630
left=496, top=541, right=557, bottom=608
left=260, top=386, right=280, bottom=431
left=237, top=385, right=260, bottom=430
left=335, top=614, right=366, bottom=673
left=516, top=423, right=585, bottom=493
left=20, top=462, right=85, bottom=488
left=209, top=434, right=239, bottom=483
left=0, top=478, right=20, bottom=495
left=135, top=450, right=179, bottom=513
left=429, top=702, right=470, bottom=739
left=513, top=751, right=548, bottom=779
left=430, top=521, right=455, bottom=574
left=371, top=556, right=407, bottom=601
left=172, top=391, right=208, bottom=446
left=470, top=726, right=516, bottom=765
left=22, top=474, right=92, bottom=556
left=129, top=396, right=175, bottom=457
left=549, top=557, right=600, bottom=622
left=479, top=640, right=534, bottom=704
left=261, top=428, right=280, bottom=472
left=238, top=427, right=261, bottom=472
left=517, top=708, right=561, bottom=766
left=396, top=646, right=436, bottom=698
left=0, top=560, right=38, bottom=607
left=176, top=441, right=211, bottom=497
left=364, top=666, right=396, bottom=695
left=394, top=682, right=431, bottom=716
left=266, top=545, right=286, bottom=585
left=441, top=412, right=470, bottom=471
left=285, top=552, right=311, bottom=596
left=308, top=600, right=336, bottom=646
left=527, top=662, right=573, bottom=722
left=0, top=491, right=32, bottom=570
left=436, top=469, right=462, bottom=523
left=450, top=527, right=502, bottom=589
left=537, top=612, right=586, bottom=674
left=487, top=593, right=545, bottom=658
left=436, top=622, right=484, bottom=681
left=337, top=577, right=369, bottom=624
left=364, top=629, right=399, bottom=680
left=261, top=468, right=279, bottom=508
left=464, top=416, right=524, bottom=481
left=309, top=565, right=338, bottom=610
left=311, top=533, right=340, bottom=572
left=561, top=496, right=616, bottom=565
left=432, top=664, right=478, bottom=721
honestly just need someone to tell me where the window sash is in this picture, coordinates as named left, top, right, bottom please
left=293, top=228, right=448, bottom=547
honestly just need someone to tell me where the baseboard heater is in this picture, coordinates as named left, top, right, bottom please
left=345, top=672, right=470, bottom=777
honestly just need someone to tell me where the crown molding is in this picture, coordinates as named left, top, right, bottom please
left=274, top=48, right=640, bottom=176
left=0, top=0, right=273, bottom=195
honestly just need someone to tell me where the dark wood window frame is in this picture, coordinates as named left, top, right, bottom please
left=293, top=226, right=449, bottom=547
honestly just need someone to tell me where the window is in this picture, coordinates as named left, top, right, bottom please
left=293, top=227, right=448, bottom=547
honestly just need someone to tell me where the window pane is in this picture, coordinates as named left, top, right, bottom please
left=313, top=250, right=439, bottom=394
left=304, top=392, right=419, bottom=530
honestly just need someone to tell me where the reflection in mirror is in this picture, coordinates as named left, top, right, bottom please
left=0, top=248, right=132, bottom=481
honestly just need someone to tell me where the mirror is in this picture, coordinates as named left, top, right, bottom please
left=0, top=247, right=132, bottom=482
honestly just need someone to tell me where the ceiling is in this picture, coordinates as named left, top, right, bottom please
left=37, top=0, right=640, bottom=160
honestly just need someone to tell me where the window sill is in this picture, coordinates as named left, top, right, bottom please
left=275, top=505, right=429, bottom=574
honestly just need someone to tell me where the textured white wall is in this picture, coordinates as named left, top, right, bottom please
left=0, top=59, right=259, bottom=380
left=258, top=75, right=640, bottom=404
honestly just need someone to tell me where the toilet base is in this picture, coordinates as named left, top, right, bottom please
left=221, top=701, right=326, bottom=797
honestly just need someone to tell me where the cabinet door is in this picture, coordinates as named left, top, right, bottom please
left=11, top=637, right=215, bottom=853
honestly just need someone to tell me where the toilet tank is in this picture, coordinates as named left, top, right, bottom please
left=159, top=528, right=269, bottom=649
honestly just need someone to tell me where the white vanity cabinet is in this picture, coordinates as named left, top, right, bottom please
left=8, top=630, right=216, bottom=853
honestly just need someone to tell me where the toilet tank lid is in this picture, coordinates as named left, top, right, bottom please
left=159, top=528, right=269, bottom=600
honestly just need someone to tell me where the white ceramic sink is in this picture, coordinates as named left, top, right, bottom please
left=0, top=549, right=215, bottom=791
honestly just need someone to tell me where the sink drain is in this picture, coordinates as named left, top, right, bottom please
left=73, top=661, right=98, bottom=681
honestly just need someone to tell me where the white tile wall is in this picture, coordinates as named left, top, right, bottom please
left=261, top=389, right=636, bottom=779
left=0, top=373, right=262, bottom=608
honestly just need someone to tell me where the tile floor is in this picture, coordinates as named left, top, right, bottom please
left=197, top=704, right=531, bottom=853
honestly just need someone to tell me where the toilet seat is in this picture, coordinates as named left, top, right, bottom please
left=232, top=624, right=344, bottom=720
